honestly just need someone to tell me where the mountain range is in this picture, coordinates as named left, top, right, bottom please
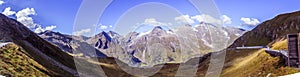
left=38, top=22, right=246, bottom=67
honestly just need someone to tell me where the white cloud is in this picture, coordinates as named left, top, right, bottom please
left=100, top=25, right=108, bottom=30
left=100, top=24, right=108, bottom=30
left=2, top=7, right=16, bottom=16
left=175, top=15, right=195, bottom=24
left=175, top=14, right=232, bottom=25
left=73, top=28, right=91, bottom=36
left=34, top=27, right=43, bottom=33
left=99, top=24, right=113, bottom=30
left=16, top=8, right=36, bottom=18
left=142, top=18, right=171, bottom=26
left=16, top=8, right=37, bottom=28
left=191, top=14, right=222, bottom=25
left=34, top=25, right=57, bottom=33
left=221, top=15, right=232, bottom=24
left=17, top=16, right=36, bottom=28
left=44, top=25, right=57, bottom=31
left=0, top=0, right=4, bottom=5
left=2, top=7, right=57, bottom=33
left=240, top=17, right=260, bottom=26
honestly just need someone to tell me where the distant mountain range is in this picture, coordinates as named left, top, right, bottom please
left=38, top=22, right=246, bottom=67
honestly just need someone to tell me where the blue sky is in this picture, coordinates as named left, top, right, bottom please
left=0, top=0, right=300, bottom=35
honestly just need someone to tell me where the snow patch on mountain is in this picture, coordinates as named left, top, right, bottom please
left=137, top=30, right=151, bottom=37
left=192, top=27, right=198, bottom=32
left=201, top=38, right=213, bottom=48
left=166, top=30, right=175, bottom=34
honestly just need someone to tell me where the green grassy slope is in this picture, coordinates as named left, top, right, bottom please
left=221, top=39, right=299, bottom=77
left=0, top=13, right=77, bottom=76
left=0, top=44, right=50, bottom=76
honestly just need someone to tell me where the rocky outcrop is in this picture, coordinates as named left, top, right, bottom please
left=38, top=30, right=107, bottom=57
left=38, top=30, right=74, bottom=53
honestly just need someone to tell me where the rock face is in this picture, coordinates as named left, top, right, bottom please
left=126, top=26, right=181, bottom=66
left=230, top=11, right=300, bottom=48
left=124, top=24, right=244, bottom=66
left=87, top=31, right=112, bottom=55
left=38, top=30, right=74, bottom=53
left=38, top=30, right=107, bottom=58
left=0, top=14, right=78, bottom=76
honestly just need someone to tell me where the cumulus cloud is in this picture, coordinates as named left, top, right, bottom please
left=34, top=27, right=43, bottom=33
left=2, top=7, right=16, bottom=16
left=175, top=15, right=195, bottom=24
left=1, top=7, right=57, bottom=33
left=16, top=8, right=36, bottom=17
left=44, top=25, right=57, bottom=30
left=99, top=24, right=112, bottom=30
left=191, top=14, right=223, bottom=25
left=175, top=14, right=232, bottom=25
left=100, top=25, right=108, bottom=30
left=34, top=25, right=57, bottom=33
left=0, top=0, right=4, bottom=5
left=142, top=18, right=172, bottom=26
left=221, top=15, right=232, bottom=24
left=16, top=8, right=37, bottom=28
left=73, top=28, right=91, bottom=36
left=240, top=17, right=260, bottom=26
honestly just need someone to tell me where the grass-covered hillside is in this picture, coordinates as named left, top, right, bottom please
left=222, top=11, right=300, bottom=77
left=221, top=39, right=299, bottom=77
left=0, top=44, right=50, bottom=77
left=0, top=13, right=77, bottom=76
